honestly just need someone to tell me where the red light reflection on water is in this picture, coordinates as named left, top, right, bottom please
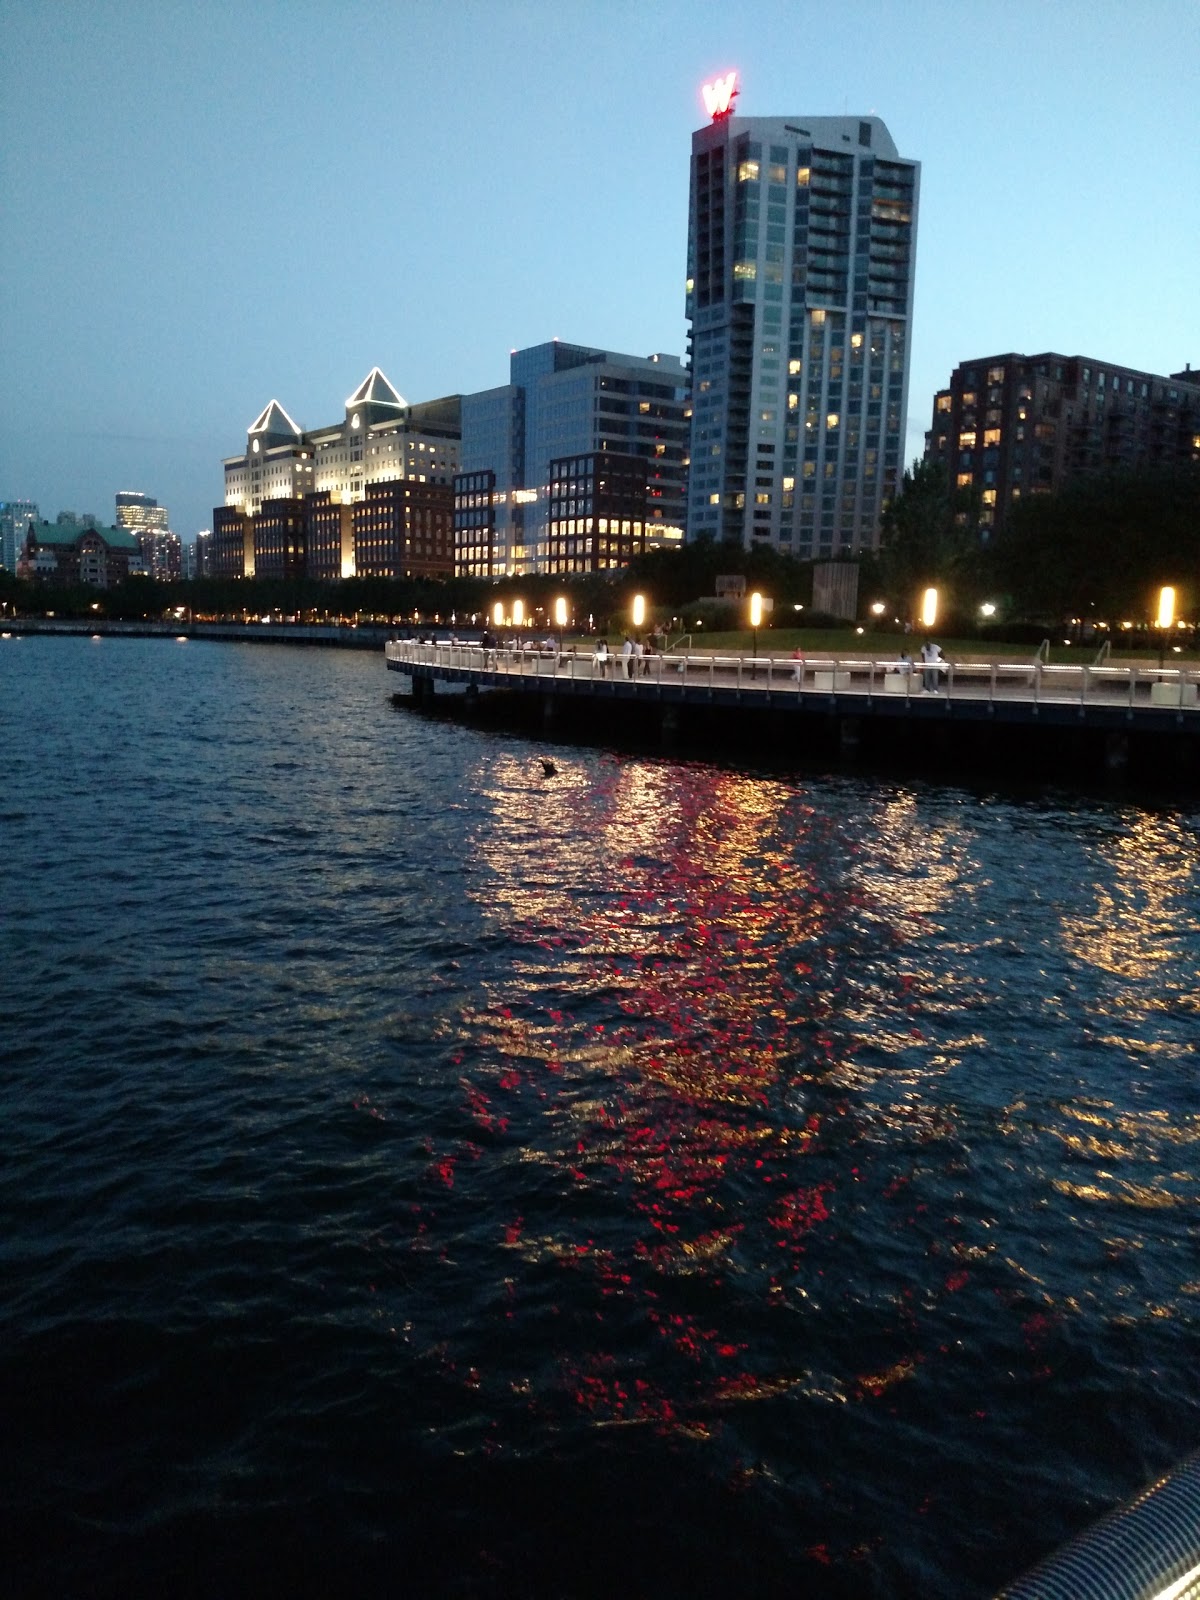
left=389, top=754, right=1029, bottom=1522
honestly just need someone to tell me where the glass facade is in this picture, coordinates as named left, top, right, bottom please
left=687, top=114, right=918, bottom=557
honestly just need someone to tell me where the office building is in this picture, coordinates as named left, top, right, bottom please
left=0, top=499, right=39, bottom=572
left=686, top=79, right=919, bottom=558
left=926, top=355, right=1200, bottom=535
left=217, top=368, right=460, bottom=580
left=455, top=341, right=689, bottom=578
left=115, top=492, right=179, bottom=580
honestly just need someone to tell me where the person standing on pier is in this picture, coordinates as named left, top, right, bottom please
left=621, top=635, right=634, bottom=679
left=920, top=638, right=944, bottom=692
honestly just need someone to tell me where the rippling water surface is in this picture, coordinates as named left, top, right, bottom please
left=3, top=635, right=1199, bottom=1598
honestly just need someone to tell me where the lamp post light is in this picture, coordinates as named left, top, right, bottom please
left=920, top=586, right=938, bottom=631
left=631, top=593, right=646, bottom=631
left=554, top=595, right=568, bottom=656
left=980, top=601, right=996, bottom=619
left=1156, top=585, right=1176, bottom=676
left=512, top=599, right=524, bottom=632
left=749, top=590, right=763, bottom=659
left=492, top=599, right=504, bottom=629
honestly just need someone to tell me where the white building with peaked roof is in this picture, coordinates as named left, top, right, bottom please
left=222, top=369, right=459, bottom=520
left=223, top=399, right=311, bottom=517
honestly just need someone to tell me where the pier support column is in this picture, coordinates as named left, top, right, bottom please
left=1104, top=731, right=1129, bottom=775
left=838, top=716, right=862, bottom=758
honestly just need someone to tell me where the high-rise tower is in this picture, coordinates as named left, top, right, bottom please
left=686, top=79, right=919, bottom=559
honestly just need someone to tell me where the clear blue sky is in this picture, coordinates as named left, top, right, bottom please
left=1, top=0, right=1196, bottom=541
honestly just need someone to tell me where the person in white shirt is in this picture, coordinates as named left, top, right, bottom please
left=621, top=636, right=634, bottom=679
left=920, top=638, right=944, bottom=692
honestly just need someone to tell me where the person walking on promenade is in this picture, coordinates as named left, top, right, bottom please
left=621, top=635, right=634, bottom=680
left=920, top=638, right=944, bottom=692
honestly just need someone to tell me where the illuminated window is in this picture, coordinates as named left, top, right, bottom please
left=787, top=393, right=798, bottom=410
left=733, top=261, right=757, bottom=280
left=957, top=472, right=973, bottom=487
left=961, top=391, right=976, bottom=406
left=851, top=333, right=864, bottom=349
left=959, top=431, right=976, bottom=448
left=756, top=492, right=770, bottom=504
left=936, top=394, right=951, bottom=413
left=708, top=493, right=720, bottom=505
left=810, top=308, right=826, bottom=326
left=788, top=358, right=801, bottom=375
left=737, top=160, right=760, bottom=182
left=987, top=366, right=1005, bottom=384
left=981, top=488, right=997, bottom=505
left=983, top=428, right=1001, bottom=446
left=796, top=166, right=810, bottom=186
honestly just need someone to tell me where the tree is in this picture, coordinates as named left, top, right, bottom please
left=875, top=460, right=982, bottom=621
left=989, top=466, right=1200, bottom=621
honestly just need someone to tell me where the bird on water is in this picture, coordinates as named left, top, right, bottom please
left=539, top=758, right=558, bottom=777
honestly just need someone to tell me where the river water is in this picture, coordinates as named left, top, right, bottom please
left=3, top=634, right=1198, bottom=1598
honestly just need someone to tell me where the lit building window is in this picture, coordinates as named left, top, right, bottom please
left=959, top=431, right=977, bottom=448
left=733, top=261, right=757, bottom=281
left=957, top=472, right=974, bottom=487
left=737, top=159, right=760, bottom=182
left=796, top=166, right=810, bottom=186
left=983, top=428, right=1002, bottom=446
left=826, top=412, right=840, bottom=429
left=987, top=366, right=1005, bottom=384
left=936, top=394, right=951, bottom=413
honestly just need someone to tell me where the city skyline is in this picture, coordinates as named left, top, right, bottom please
left=1, top=0, right=1196, bottom=542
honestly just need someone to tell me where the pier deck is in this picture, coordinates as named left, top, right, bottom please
left=386, top=639, right=1200, bottom=736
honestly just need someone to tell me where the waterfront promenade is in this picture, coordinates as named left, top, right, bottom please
left=4, top=617, right=391, bottom=649
left=386, top=637, right=1200, bottom=777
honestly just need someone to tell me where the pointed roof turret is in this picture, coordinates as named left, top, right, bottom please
left=247, top=399, right=303, bottom=446
left=345, top=367, right=407, bottom=423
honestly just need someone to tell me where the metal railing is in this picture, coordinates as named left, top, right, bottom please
left=384, top=641, right=1200, bottom=713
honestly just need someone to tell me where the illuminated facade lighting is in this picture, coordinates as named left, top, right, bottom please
left=1157, top=586, right=1176, bottom=629
left=921, top=587, right=938, bottom=629
left=687, top=98, right=919, bottom=559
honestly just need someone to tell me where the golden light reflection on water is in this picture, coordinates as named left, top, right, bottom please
left=409, top=757, right=1200, bottom=1448
left=1060, top=811, right=1200, bottom=995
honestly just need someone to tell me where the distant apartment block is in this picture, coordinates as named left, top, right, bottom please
left=454, top=341, right=689, bottom=578
left=686, top=86, right=919, bottom=559
left=0, top=499, right=39, bottom=572
left=216, top=369, right=460, bottom=581
left=926, top=355, right=1200, bottom=535
left=18, top=520, right=143, bottom=587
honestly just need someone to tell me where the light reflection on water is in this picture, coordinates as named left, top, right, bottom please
left=3, top=639, right=1199, bottom=1599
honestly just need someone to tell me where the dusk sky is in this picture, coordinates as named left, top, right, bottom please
left=2, top=0, right=1196, bottom=541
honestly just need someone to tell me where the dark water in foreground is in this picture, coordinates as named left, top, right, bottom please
left=2, top=635, right=1199, bottom=1599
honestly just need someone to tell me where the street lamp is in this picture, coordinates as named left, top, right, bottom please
left=631, top=593, right=646, bottom=630
left=920, top=587, right=938, bottom=630
left=554, top=595, right=568, bottom=655
left=980, top=601, right=997, bottom=618
left=1157, top=585, right=1176, bottom=675
left=749, top=590, right=763, bottom=659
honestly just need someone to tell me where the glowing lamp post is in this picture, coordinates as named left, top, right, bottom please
left=1157, top=586, right=1176, bottom=675
left=554, top=595, right=568, bottom=656
left=492, top=600, right=504, bottom=629
left=512, top=599, right=524, bottom=630
left=749, top=590, right=763, bottom=659
left=631, top=593, right=646, bottom=631
left=920, top=587, right=939, bottom=631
